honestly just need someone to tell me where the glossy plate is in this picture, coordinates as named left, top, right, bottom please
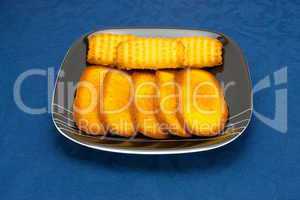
left=52, top=28, right=252, bottom=154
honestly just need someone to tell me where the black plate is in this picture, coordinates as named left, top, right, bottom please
left=52, top=28, right=252, bottom=154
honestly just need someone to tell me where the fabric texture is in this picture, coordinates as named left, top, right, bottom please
left=0, top=0, right=299, bottom=199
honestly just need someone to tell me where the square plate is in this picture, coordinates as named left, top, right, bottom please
left=52, top=28, right=252, bottom=154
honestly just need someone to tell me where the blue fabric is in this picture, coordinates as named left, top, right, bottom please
left=1, top=0, right=299, bottom=199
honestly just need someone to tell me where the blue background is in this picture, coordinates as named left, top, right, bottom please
left=1, top=0, right=299, bottom=199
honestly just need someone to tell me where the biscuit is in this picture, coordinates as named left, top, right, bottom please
left=132, top=71, right=168, bottom=139
left=103, top=69, right=136, bottom=137
left=73, top=66, right=108, bottom=135
left=179, top=36, right=223, bottom=67
left=116, top=38, right=184, bottom=69
left=176, top=69, right=228, bottom=136
left=155, top=70, right=190, bottom=137
left=87, top=33, right=136, bottom=65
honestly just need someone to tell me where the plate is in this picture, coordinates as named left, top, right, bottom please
left=52, top=28, right=252, bottom=154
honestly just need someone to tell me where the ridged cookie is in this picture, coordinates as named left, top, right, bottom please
left=178, top=36, right=223, bottom=67
left=87, top=33, right=136, bottom=65
left=116, top=38, right=184, bottom=69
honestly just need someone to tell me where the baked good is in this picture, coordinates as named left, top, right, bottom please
left=87, top=33, right=136, bottom=65
left=132, top=71, right=168, bottom=139
left=116, top=38, right=184, bottom=69
left=155, top=70, right=190, bottom=137
left=178, top=36, right=223, bottom=67
left=102, top=69, right=136, bottom=137
left=73, top=66, right=108, bottom=135
left=176, top=69, right=228, bottom=136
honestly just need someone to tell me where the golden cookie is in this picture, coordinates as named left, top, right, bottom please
left=155, top=70, right=190, bottom=137
left=132, top=71, right=168, bottom=139
left=116, top=38, right=184, bottom=69
left=87, top=33, right=136, bottom=65
left=73, top=66, right=108, bottom=135
left=176, top=69, right=228, bottom=136
left=103, top=69, right=136, bottom=137
left=179, top=36, right=223, bottom=67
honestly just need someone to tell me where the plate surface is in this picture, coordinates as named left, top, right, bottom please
left=52, top=28, right=252, bottom=154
